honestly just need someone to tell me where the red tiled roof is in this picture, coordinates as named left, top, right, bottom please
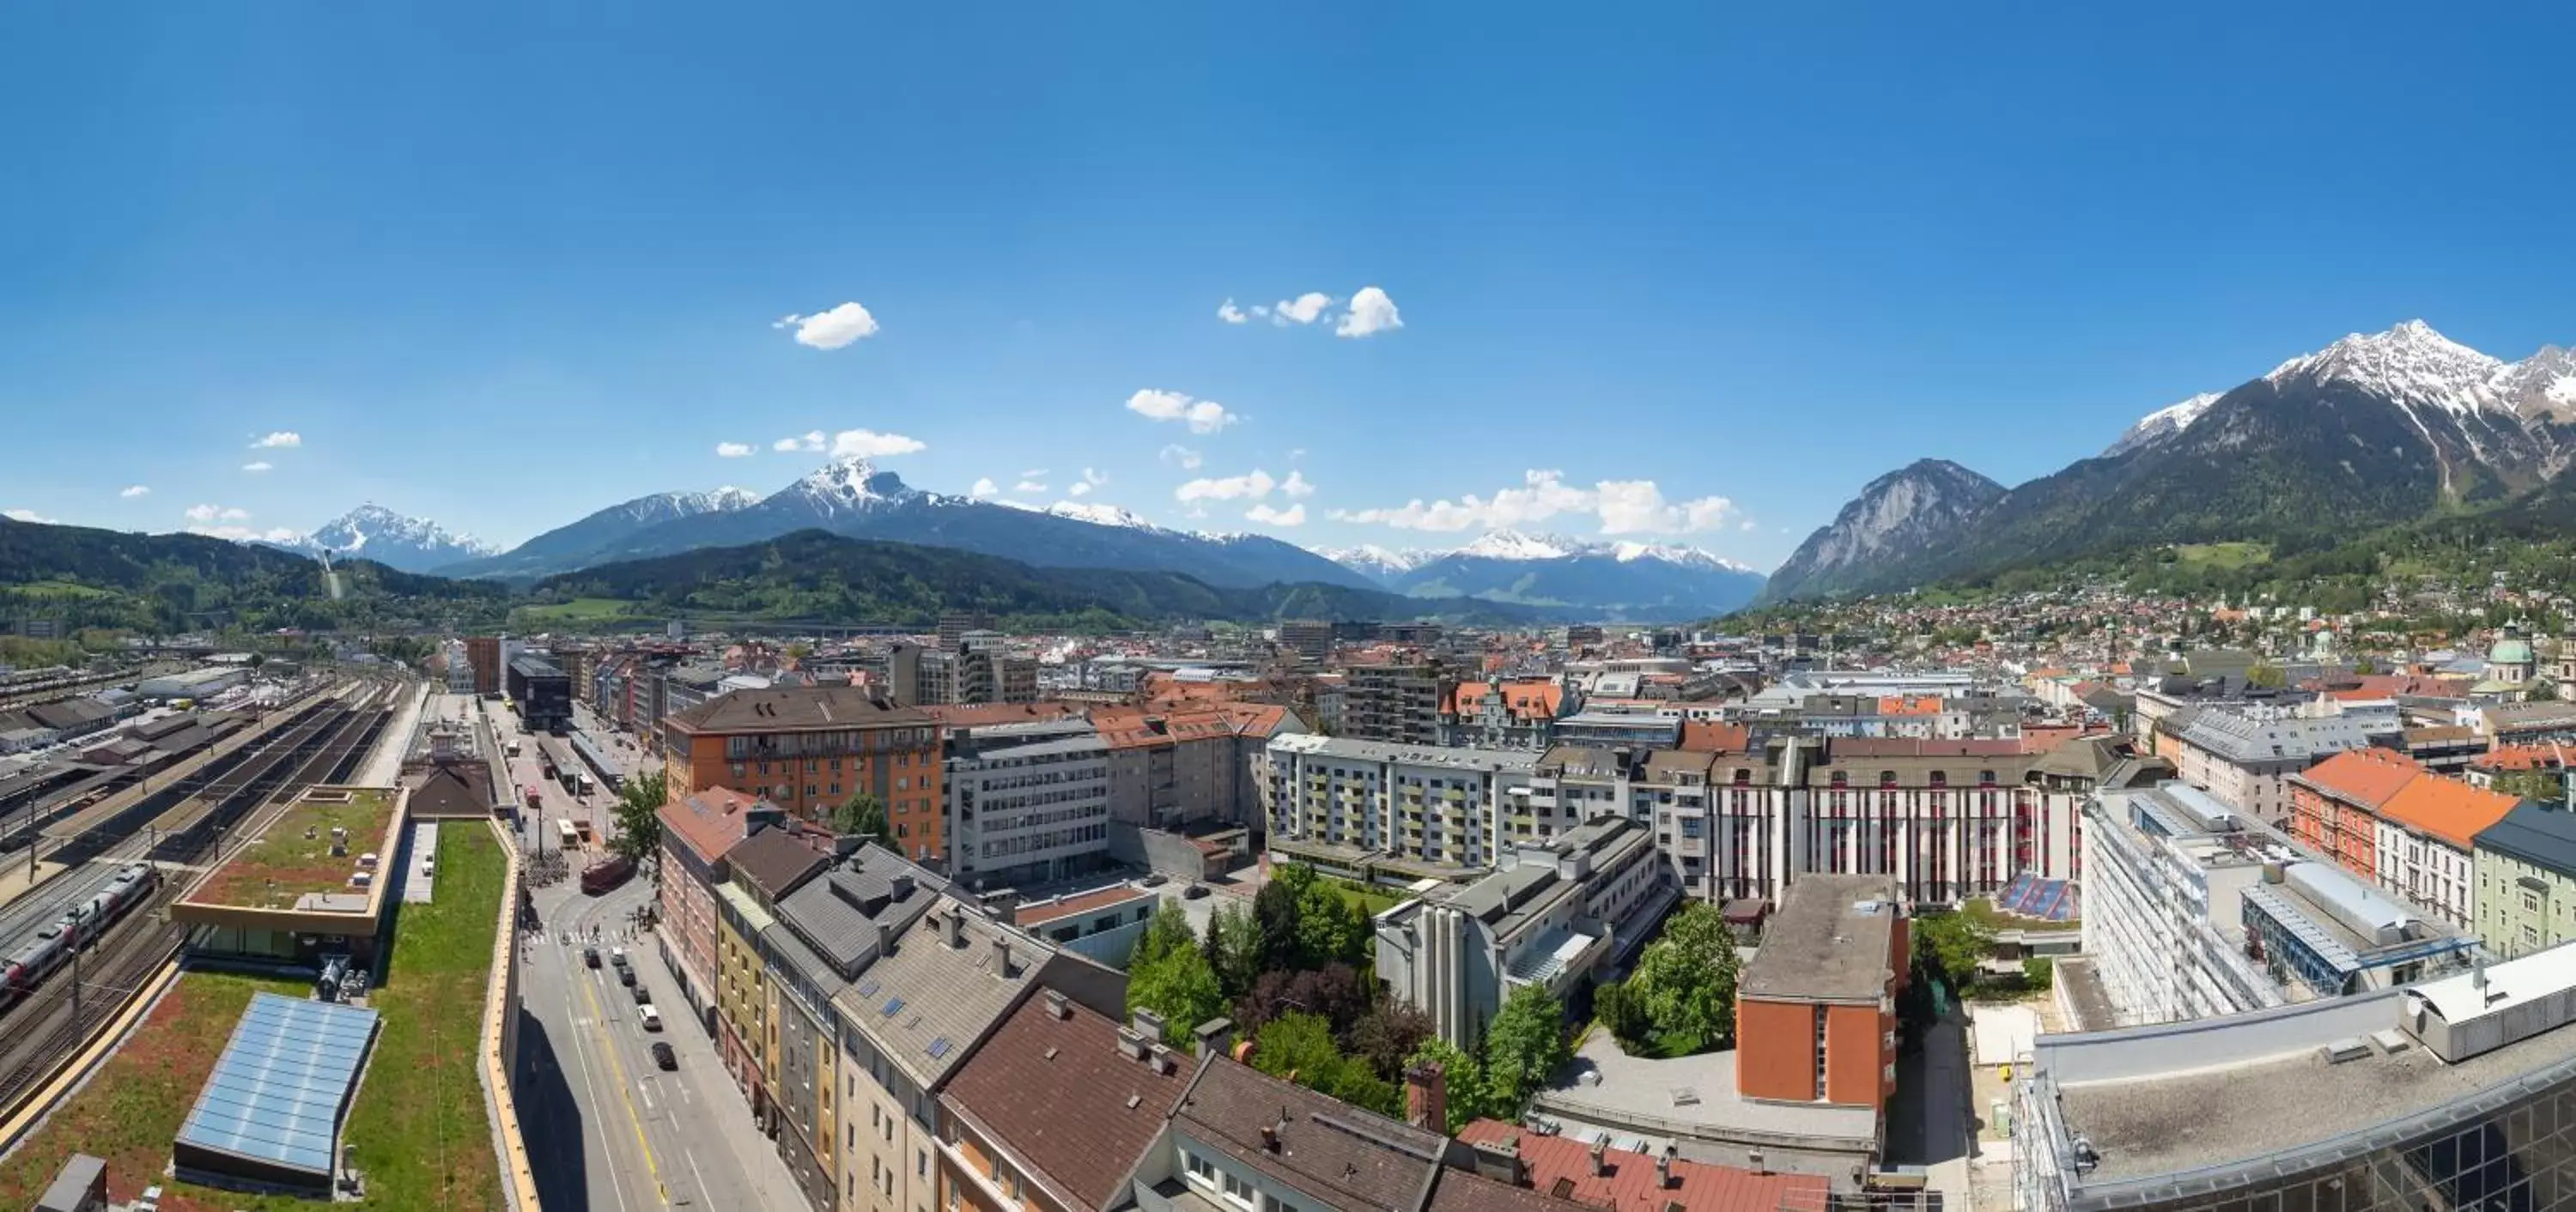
left=657, top=786, right=770, bottom=864
left=1015, top=883, right=1158, bottom=928
left=2293, top=748, right=2424, bottom=812
left=1676, top=721, right=1750, bottom=754
left=1453, top=1119, right=1828, bottom=1212
left=2380, top=773, right=2520, bottom=851
left=2473, top=745, right=2568, bottom=773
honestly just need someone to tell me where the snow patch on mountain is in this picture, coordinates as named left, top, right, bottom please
left=774, top=456, right=914, bottom=517
left=2105, top=392, right=2221, bottom=457
left=2267, top=319, right=2511, bottom=416
left=1456, top=530, right=1575, bottom=561
left=1046, top=500, right=1160, bottom=530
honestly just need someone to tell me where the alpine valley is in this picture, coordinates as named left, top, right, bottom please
left=1767, top=320, right=2576, bottom=602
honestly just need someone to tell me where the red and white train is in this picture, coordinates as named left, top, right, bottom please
left=0, top=864, right=159, bottom=1011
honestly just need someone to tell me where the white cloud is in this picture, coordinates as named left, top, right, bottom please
left=969, top=477, right=1000, bottom=500
left=118, top=485, right=149, bottom=498
left=1217, top=300, right=1249, bottom=324
left=249, top=431, right=301, bottom=449
left=1021, top=468, right=1048, bottom=479
left=1740, top=519, right=1759, bottom=532
left=775, top=430, right=827, bottom=453
left=1332, top=470, right=1735, bottom=535
left=3, top=508, right=54, bottom=524
left=1280, top=470, right=1315, bottom=499
left=1273, top=292, right=1333, bottom=325
left=829, top=429, right=925, bottom=458
left=773, top=302, right=879, bottom=349
left=1126, top=389, right=1237, bottom=434
left=1069, top=482, right=1093, bottom=497
left=1336, top=286, right=1403, bottom=338
left=1245, top=502, right=1306, bottom=526
left=1250, top=305, right=1271, bottom=318
left=1158, top=445, right=1203, bottom=470
left=1176, top=469, right=1278, bottom=503
left=184, top=504, right=251, bottom=524
left=242, top=461, right=273, bottom=473
left=714, top=442, right=756, bottom=458
left=1015, top=479, right=1049, bottom=494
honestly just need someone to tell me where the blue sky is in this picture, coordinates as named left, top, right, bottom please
left=4, top=5, right=2573, bottom=571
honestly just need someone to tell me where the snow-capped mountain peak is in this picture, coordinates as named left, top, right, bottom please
left=2105, top=391, right=2221, bottom=457
left=775, top=456, right=915, bottom=516
left=272, top=503, right=495, bottom=573
left=1456, top=530, right=1574, bottom=561
left=1608, top=540, right=1754, bottom=573
left=2267, top=319, right=2509, bottom=415
left=1045, top=500, right=1161, bottom=530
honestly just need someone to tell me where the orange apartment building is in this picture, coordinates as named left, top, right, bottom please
left=2287, top=748, right=2426, bottom=881
left=1735, top=874, right=1907, bottom=1109
left=659, top=685, right=947, bottom=865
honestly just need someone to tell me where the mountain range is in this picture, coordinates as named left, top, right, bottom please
left=1767, top=320, right=2576, bottom=601
left=264, top=504, right=497, bottom=573
left=427, top=456, right=1373, bottom=591
left=1320, top=530, right=1766, bottom=619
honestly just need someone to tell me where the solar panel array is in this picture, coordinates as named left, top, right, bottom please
left=1994, top=873, right=2081, bottom=922
left=176, top=992, right=381, bottom=1179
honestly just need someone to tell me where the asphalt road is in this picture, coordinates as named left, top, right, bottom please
left=512, top=835, right=802, bottom=1211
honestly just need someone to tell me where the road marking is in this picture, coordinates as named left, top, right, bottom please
left=574, top=899, right=673, bottom=1206
left=555, top=964, right=635, bottom=1212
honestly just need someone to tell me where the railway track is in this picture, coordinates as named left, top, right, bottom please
left=0, top=680, right=413, bottom=1120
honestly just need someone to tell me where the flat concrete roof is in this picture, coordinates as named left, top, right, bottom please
left=1741, top=875, right=1898, bottom=1004
left=2057, top=1003, right=2576, bottom=1186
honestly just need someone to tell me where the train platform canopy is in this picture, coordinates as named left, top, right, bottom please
left=174, top=992, right=380, bottom=1193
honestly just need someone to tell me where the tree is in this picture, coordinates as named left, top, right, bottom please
left=1236, top=963, right=1370, bottom=1039
left=2246, top=663, right=2286, bottom=688
left=607, top=768, right=667, bottom=865
left=1481, top=985, right=1571, bottom=1113
left=1292, top=880, right=1370, bottom=968
left=832, top=791, right=895, bottom=850
left=1591, top=980, right=1649, bottom=1049
left=1626, top=901, right=1740, bottom=1051
left=1404, top=1037, right=1492, bottom=1133
left=2532, top=678, right=2563, bottom=703
left=2022, top=957, right=2054, bottom=991
left=1253, top=877, right=1303, bottom=972
left=1347, top=1003, right=1433, bottom=1082
left=1203, top=902, right=1265, bottom=999
left=1127, top=945, right=1224, bottom=1049
left=1250, top=1012, right=1402, bottom=1118
left=2493, top=767, right=2568, bottom=806
left=1131, top=900, right=1200, bottom=973
left=1913, top=911, right=1997, bottom=994
left=2354, top=655, right=2379, bottom=675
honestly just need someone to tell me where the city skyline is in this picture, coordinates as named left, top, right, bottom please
left=5, top=6, right=2575, bottom=567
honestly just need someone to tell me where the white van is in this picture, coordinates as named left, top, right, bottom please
left=638, top=1004, right=662, bottom=1032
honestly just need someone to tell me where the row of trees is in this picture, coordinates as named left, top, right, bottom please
left=1594, top=901, right=1741, bottom=1056
left=1123, top=864, right=1574, bottom=1130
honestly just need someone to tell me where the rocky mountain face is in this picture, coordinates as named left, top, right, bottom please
left=276, top=505, right=495, bottom=574
left=1763, top=461, right=2005, bottom=601
left=446, top=456, right=1372, bottom=591
left=1324, top=529, right=1766, bottom=619
left=1769, top=320, right=2576, bottom=600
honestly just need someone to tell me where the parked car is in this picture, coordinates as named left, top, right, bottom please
left=610, top=948, right=628, bottom=967
left=583, top=946, right=600, bottom=968
left=1141, top=873, right=1170, bottom=888
left=630, top=980, right=650, bottom=1004
left=1183, top=883, right=1210, bottom=900
left=650, top=1041, right=677, bottom=1070
left=638, top=1005, right=662, bottom=1032
left=618, top=965, right=636, bottom=987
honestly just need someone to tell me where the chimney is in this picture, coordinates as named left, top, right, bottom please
left=990, top=934, right=1012, bottom=978
left=1192, top=1017, right=1234, bottom=1058
left=1259, top=1124, right=1281, bottom=1153
left=1589, top=1138, right=1607, bottom=1178
left=981, top=889, right=1019, bottom=926
left=1403, top=1061, right=1448, bottom=1134
left=1044, top=990, right=1072, bottom=1021
left=1470, top=1136, right=1527, bottom=1188
left=1148, top=1043, right=1179, bottom=1076
left=944, top=907, right=965, bottom=948
left=1131, top=1007, right=1167, bottom=1044
left=1657, top=1143, right=1677, bottom=1190
left=1115, top=1027, right=1151, bottom=1060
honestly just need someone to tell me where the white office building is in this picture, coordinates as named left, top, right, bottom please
left=946, top=718, right=1111, bottom=889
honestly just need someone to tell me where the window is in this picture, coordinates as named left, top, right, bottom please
left=1185, top=1150, right=1217, bottom=1185
left=1223, top=1173, right=1256, bottom=1209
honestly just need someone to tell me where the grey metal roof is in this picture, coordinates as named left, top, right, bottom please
left=772, top=845, right=949, bottom=974
left=2477, top=802, right=2576, bottom=874
left=831, top=897, right=1062, bottom=1091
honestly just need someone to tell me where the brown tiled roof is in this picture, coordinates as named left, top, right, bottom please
left=1452, top=1119, right=1829, bottom=1212
left=942, top=992, right=1192, bottom=1211
left=1015, top=883, right=1158, bottom=929
left=406, top=761, right=494, bottom=817
left=1425, top=1167, right=1568, bottom=1212
left=728, top=826, right=829, bottom=899
left=1675, top=721, right=1748, bottom=754
left=665, top=686, right=933, bottom=735
left=1172, top=1057, right=1445, bottom=1212
left=658, top=786, right=771, bottom=864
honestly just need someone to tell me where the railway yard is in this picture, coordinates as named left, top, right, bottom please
left=0, top=675, right=406, bottom=1118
